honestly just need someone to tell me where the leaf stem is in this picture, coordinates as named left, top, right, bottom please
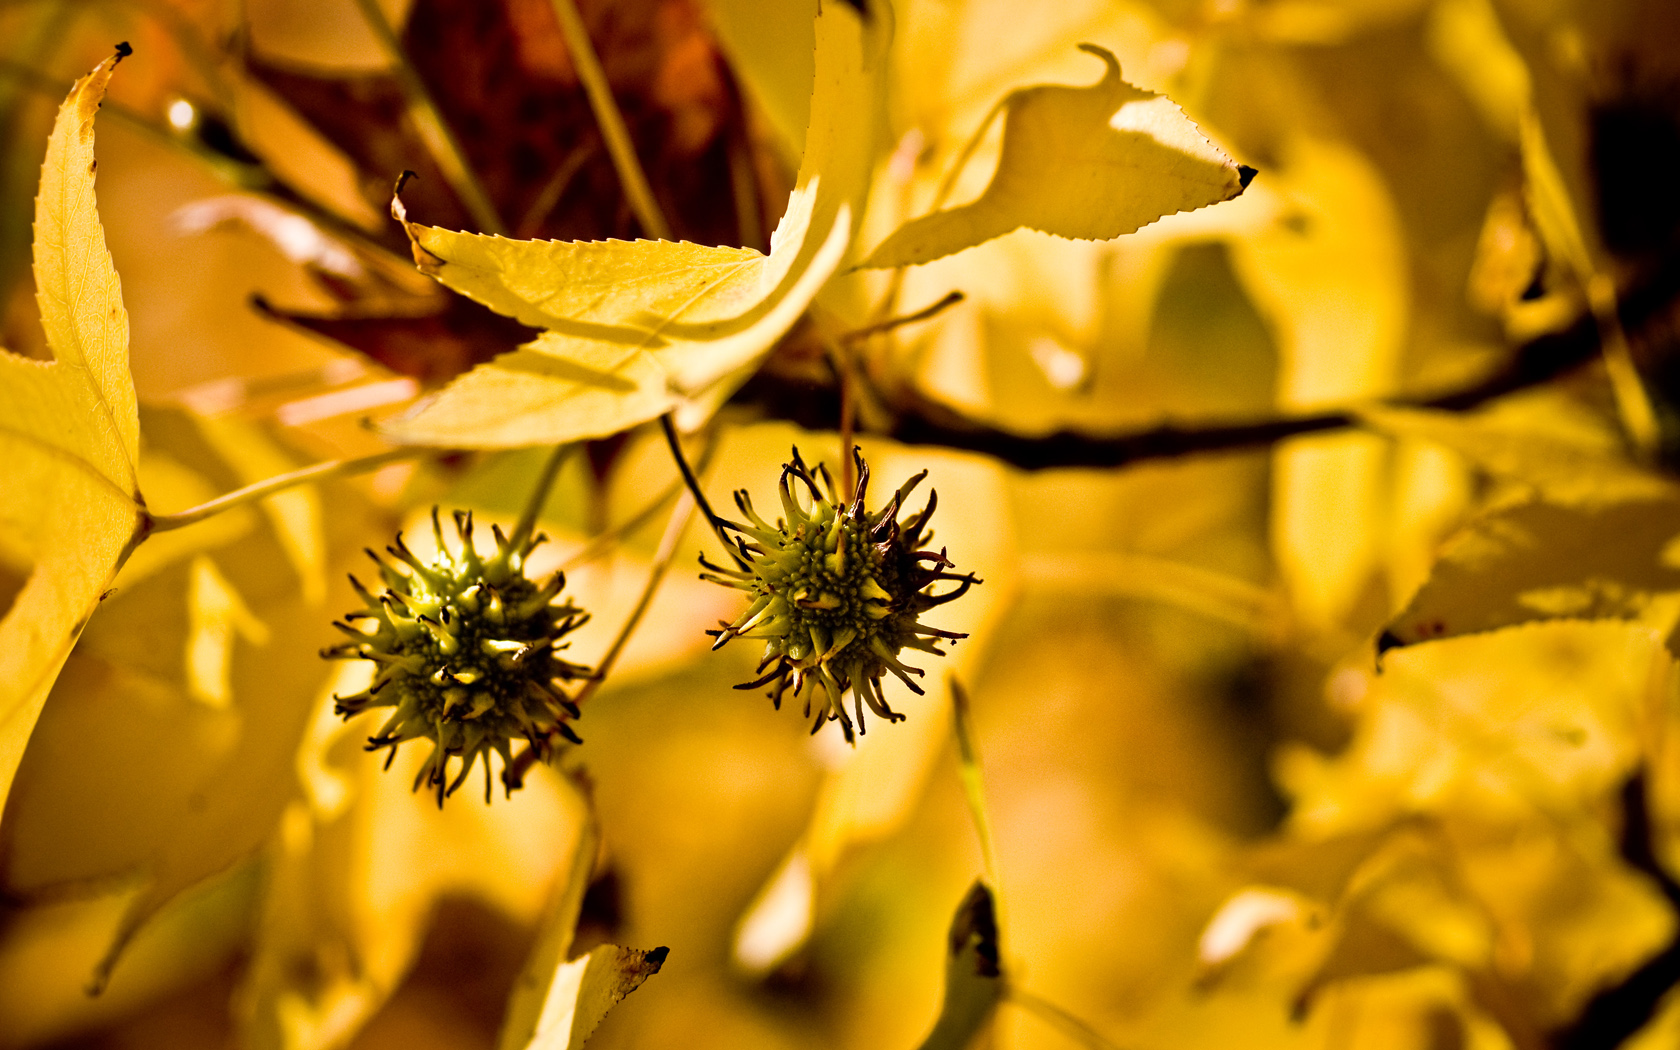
left=549, top=0, right=672, bottom=240
left=1008, top=988, right=1128, bottom=1050
left=660, top=414, right=745, bottom=568
left=835, top=339, right=857, bottom=494
left=842, top=291, right=966, bottom=344
left=931, top=98, right=1009, bottom=216
left=146, top=447, right=427, bottom=533
left=511, top=443, right=572, bottom=552
left=1587, top=273, right=1661, bottom=457
left=950, top=676, right=1003, bottom=913
left=350, top=0, right=506, bottom=235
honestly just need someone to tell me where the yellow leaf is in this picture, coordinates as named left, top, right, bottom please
left=861, top=44, right=1251, bottom=269
left=0, top=408, right=290, bottom=899
left=498, top=791, right=601, bottom=1050
left=703, top=0, right=817, bottom=161
left=383, top=0, right=889, bottom=448
left=1381, top=497, right=1680, bottom=653
left=1301, top=967, right=1516, bottom=1050
left=1228, top=138, right=1407, bottom=629
left=376, top=331, right=677, bottom=450
left=0, top=49, right=142, bottom=820
left=1360, top=404, right=1675, bottom=507
left=2, top=403, right=378, bottom=992
left=238, top=684, right=583, bottom=1050
left=0, top=864, right=259, bottom=1047
left=3, top=562, right=237, bottom=896
left=1284, top=624, right=1655, bottom=834
left=393, top=235, right=766, bottom=336
left=521, top=945, right=668, bottom=1050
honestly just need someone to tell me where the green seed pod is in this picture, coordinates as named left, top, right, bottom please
left=704, top=448, right=979, bottom=741
left=322, top=508, right=590, bottom=805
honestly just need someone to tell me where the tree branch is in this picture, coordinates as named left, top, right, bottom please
left=737, top=255, right=1680, bottom=472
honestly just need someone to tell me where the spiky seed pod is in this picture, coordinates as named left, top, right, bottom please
left=322, top=508, right=591, bottom=805
left=703, top=448, right=980, bottom=741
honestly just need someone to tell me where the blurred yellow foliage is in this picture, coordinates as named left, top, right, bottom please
left=1, top=0, right=1679, bottom=1049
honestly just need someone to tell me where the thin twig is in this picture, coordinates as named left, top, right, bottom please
left=951, top=677, right=1003, bottom=911
left=558, top=424, right=721, bottom=570
left=873, top=101, right=1007, bottom=321
left=829, top=338, right=858, bottom=493
left=738, top=248, right=1680, bottom=471
left=0, top=57, right=424, bottom=277
left=145, top=447, right=426, bottom=532
left=931, top=98, right=1010, bottom=216
left=351, top=0, right=505, bottom=235
left=660, top=414, right=745, bottom=567
left=516, top=140, right=596, bottom=238
left=576, top=490, right=694, bottom=707
left=842, top=290, right=966, bottom=344
left=726, top=114, right=765, bottom=251
left=1587, top=272, right=1660, bottom=457
left=549, top=0, right=672, bottom=240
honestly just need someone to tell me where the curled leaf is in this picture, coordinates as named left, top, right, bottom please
left=863, top=44, right=1253, bottom=269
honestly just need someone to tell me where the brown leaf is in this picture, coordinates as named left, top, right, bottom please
left=248, top=0, right=747, bottom=246
left=246, top=0, right=760, bottom=386
left=253, top=291, right=537, bottom=386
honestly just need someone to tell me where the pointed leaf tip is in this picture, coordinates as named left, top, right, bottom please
left=0, top=50, right=143, bottom=818
left=863, top=44, right=1249, bottom=268
left=915, top=880, right=1007, bottom=1050
left=951, top=881, right=1001, bottom=977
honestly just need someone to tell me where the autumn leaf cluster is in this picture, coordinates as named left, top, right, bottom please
left=1, top=0, right=1679, bottom=1049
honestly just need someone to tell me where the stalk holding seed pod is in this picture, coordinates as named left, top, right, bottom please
left=323, top=508, right=591, bottom=805
left=704, top=448, right=980, bottom=741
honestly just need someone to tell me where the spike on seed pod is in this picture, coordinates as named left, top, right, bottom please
left=325, top=507, right=592, bottom=805
left=706, top=447, right=981, bottom=742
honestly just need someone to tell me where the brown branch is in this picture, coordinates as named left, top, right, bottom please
left=736, top=255, right=1680, bottom=472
